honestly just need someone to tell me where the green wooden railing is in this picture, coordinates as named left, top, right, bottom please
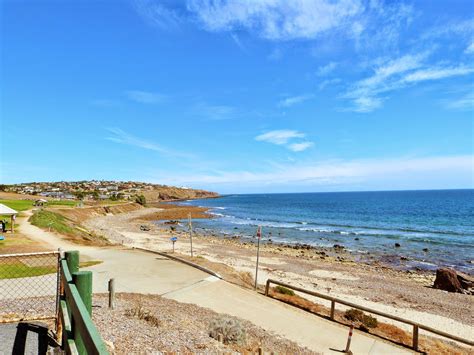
left=58, top=251, right=109, bottom=355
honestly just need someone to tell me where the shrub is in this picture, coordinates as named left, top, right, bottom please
left=274, top=285, right=295, bottom=296
left=135, top=194, right=146, bottom=206
left=125, top=302, right=161, bottom=327
left=209, top=315, right=246, bottom=345
left=344, top=308, right=378, bottom=329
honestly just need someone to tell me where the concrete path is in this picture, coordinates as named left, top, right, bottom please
left=16, top=213, right=413, bottom=354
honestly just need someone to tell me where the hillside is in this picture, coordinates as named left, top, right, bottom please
left=142, top=186, right=218, bottom=202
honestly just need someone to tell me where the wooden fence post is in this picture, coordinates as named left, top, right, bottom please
left=330, top=300, right=335, bottom=320
left=108, top=278, right=116, bottom=309
left=65, top=250, right=80, bottom=274
left=413, top=325, right=419, bottom=351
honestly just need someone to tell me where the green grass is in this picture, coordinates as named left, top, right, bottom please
left=0, top=199, right=34, bottom=212
left=29, top=210, right=77, bottom=236
left=0, top=260, right=102, bottom=279
left=46, top=200, right=77, bottom=207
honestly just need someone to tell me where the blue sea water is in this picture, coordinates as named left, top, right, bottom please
left=181, top=190, right=474, bottom=274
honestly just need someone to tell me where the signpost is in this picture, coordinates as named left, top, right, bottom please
left=188, top=213, right=194, bottom=257
left=170, top=236, right=177, bottom=253
left=254, top=226, right=262, bottom=290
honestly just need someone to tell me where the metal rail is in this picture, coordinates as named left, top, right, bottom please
left=265, top=278, right=474, bottom=351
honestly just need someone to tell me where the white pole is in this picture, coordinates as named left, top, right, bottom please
left=188, top=213, right=194, bottom=257
left=254, top=226, right=262, bottom=290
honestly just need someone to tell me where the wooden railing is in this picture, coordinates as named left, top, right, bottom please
left=58, top=251, right=109, bottom=355
left=265, top=279, right=474, bottom=352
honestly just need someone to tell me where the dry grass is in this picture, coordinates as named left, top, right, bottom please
left=125, top=298, right=161, bottom=327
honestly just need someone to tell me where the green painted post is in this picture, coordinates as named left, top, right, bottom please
left=65, top=250, right=80, bottom=274
left=72, top=270, right=93, bottom=355
left=72, top=271, right=93, bottom=315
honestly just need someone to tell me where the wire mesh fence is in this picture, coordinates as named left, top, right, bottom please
left=0, top=251, right=60, bottom=323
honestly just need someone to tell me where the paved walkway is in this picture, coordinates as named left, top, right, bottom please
left=16, top=213, right=413, bottom=354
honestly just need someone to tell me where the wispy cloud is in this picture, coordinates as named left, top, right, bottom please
left=134, top=0, right=183, bottom=30
left=343, top=50, right=474, bottom=112
left=288, top=142, right=314, bottom=152
left=230, top=33, right=246, bottom=52
left=255, top=130, right=304, bottom=145
left=126, top=90, right=167, bottom=104
left=255, top=129, right=313, bottom=152
left=445, top=93, right=474, bottom=111
left=316, top=62, right=337, bottom=76
left=278, top=94, right=314, bottom=108
left=318, top=78, right=342, bottom=91
left=193, top=102, right=236, bottom=120
left=106, top=128, right=192, bottom=159
left=465, top=42, right=474, bottom=54
left=152, top=155, right=473, bottom=190
left=186, top=0, right=363, bottom=41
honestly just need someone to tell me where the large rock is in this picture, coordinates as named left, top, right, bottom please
left=433, top=268, right=473, bottom=294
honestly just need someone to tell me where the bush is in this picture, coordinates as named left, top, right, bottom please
left=344, top=308, right=378, bottom=329
left=125, top=301, right=161, bottom=327
left=135, top=194, right=146, bottom=206
left=274, top=285, right=295, bottom=296
left=209, top=315, right=246, bottom=345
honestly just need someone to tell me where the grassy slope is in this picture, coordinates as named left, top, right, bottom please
left=0, top=199, right=34, bottom=211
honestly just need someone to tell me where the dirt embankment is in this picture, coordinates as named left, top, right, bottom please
left=53, top=203, right=143, bottom=223
left=142, top=187, right=218, bottom=202
left=138, top=203, right=212, bottom=220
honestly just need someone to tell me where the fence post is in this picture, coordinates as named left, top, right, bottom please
left=72, top=270, right=93, bottom=355
left=330, top=300, right=335, bottom=320
left=413, top=325, right=419, bottom=351
left=265, top=280, right=270, bottom=296
left=65, top=250, right=80, bottom=274
left=108, top=278, right=116, bottom=309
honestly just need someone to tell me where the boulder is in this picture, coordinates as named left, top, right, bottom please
left=433, top=268, right=473, bottom=294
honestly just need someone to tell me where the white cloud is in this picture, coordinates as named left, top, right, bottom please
left=288, top=142, right=314, bottom=152
left=186, top=0, right=363, bottom=40
left=316, top=62, right=337, bottom=76
left=403, top=66, right=474, bottom=83
left=445, top=93, right=474, bottom=111
left=255, top=130, right=305, bottom=145
left=106, top=128, right=192, bottom=159
left=343, top=50, right=474, bottom=112
left=193, top=102, right=236, bottom=120
left=256, top=130, right=313, bottom=152
left=126, top=90, right=167, bottom=104
left=134, top=0, right=182, bottom=30
left=278, top=94, right=314, bottom=108
left=152, top=155, right=474, bottom=190
left=318, top=78, right=342, bottom=91
left=465, top=42, right=474, bottom=54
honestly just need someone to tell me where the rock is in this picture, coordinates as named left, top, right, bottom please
left=433, top=268, right=473, bottom=293
left=394, top=243, right=401, bottom=248
left=333, top=244, right=345, bottom=250
left=400, top=256, right=409, bottom=261
left=422, top=248, right=429, bottom=252
left=354, top=237, right=360, bottom=241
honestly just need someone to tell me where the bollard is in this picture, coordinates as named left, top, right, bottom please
left=344, top=323, right=354, bottom=354
left=108, top=278, right=116, bottom=309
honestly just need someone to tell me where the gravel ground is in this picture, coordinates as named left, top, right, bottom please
left=92, top=293, right=316, bottom=354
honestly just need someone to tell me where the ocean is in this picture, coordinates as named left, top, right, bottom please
left=180, top=190, right=474, bottom=274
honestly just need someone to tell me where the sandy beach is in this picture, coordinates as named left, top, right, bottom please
left=82, top=205, right=474, bottom=345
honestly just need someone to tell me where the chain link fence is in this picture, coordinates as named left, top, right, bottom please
left=0, top=251, right=60, bottom=323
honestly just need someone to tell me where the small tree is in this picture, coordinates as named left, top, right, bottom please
left=135, top=194, right=146, bottom=206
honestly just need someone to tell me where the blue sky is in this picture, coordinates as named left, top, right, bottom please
left=1, top=0, right=473, bottom=193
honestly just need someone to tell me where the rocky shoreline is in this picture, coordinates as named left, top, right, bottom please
left=83, top=207, right=474, bottom=343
